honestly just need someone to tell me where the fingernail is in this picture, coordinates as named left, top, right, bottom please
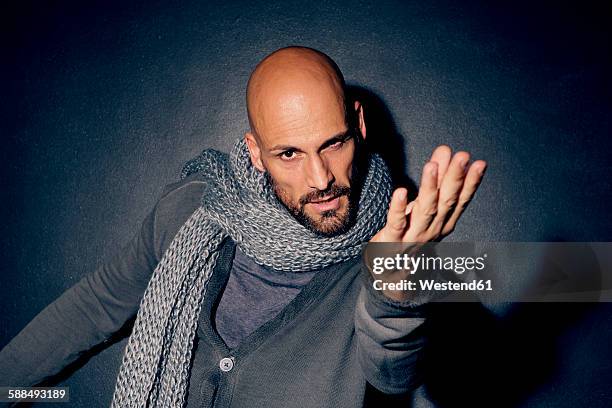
left=397, top=189, right=407, bottom=200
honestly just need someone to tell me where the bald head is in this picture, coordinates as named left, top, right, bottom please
left=246, top=46, right=347, bottom=138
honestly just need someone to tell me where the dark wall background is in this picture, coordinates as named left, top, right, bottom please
left=1, top=0, right=611, bottom=406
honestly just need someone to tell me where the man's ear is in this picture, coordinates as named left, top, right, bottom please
left=244, top=132, right=265, bottom=172
left=354, top=100, right=366, bottom=140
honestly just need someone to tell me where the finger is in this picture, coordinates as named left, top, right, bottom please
left=405, top=161, right=439, bottom=240
left=441, top=160, right=487, bottom=236
left=383, top=187, right=409, bottom=239
left=430, top=145, right=452, bottom=188
left=429, top=151, right=470, bottom=235
left=405, top=200, right=415, bottom=215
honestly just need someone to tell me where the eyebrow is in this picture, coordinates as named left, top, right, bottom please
left=269, top=130, right=351, bottom=153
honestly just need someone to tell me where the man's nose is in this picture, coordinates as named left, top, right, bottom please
left=306, top=154, right=334, bottom=191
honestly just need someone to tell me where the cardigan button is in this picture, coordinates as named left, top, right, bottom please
left=219, top=357, right=234, bottom=372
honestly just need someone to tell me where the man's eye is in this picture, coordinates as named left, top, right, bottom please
left=280, top=150, right=296, bottom=160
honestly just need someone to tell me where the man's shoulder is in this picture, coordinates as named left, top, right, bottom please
left=157, top=171, right=208, bottom=208
left=151, top=172, right=208, bottom=257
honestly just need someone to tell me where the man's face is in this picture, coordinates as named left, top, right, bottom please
left=246, top=87, right=364, bottom=237
left=266, top=126, right=359, bottom=237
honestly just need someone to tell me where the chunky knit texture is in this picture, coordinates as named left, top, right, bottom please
left=110, top=138, right=392, bottom=407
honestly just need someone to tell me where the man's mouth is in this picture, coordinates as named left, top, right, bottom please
left=308, top=195, right=341, bottom=212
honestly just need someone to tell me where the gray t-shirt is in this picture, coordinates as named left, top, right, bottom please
left=215, top=246, right=316, bottom=349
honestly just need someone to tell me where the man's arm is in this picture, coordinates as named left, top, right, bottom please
left=0, top=176, right=206, bottom=387
left=355, top=273, right=426, bottom=394
left=357, top=145, right=486, bottom=393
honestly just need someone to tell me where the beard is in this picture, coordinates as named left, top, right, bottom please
left=267, top=152, right=367, bottom=237
left=273, top=181, right=356, bottom=237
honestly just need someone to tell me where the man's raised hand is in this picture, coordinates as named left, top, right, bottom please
left=371, top=145, right=487, bottom=244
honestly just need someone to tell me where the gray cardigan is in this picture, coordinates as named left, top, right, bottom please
left=0, top=173, right=428, bottom=407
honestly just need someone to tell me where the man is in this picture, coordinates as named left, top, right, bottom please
left=0, top=46, right=486, bottom=407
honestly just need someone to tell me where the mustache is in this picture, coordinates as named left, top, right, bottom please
left=299, top=184, right=351, bottom=206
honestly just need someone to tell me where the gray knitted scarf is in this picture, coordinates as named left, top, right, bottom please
left=110, top=138, right=392, bottom=407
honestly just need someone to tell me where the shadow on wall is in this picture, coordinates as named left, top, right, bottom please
left=420, top=240, right=604, bottom=407
left=420, top=302, right=598, bottom=408
left=347, top=85, right=418, bottom=199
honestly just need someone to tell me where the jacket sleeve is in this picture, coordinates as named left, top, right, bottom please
left=0, top=177, right=206, bottom=388
left=354, top=269, right=427, bottom=394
